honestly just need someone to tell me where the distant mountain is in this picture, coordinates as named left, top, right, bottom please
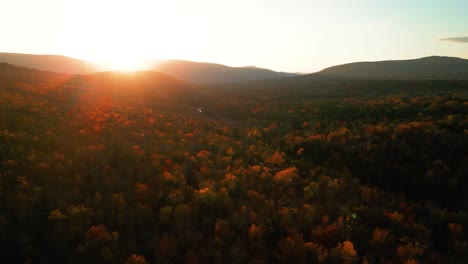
left=151, top=60, right=298, bottom=84
left=315, top=56, right=468, bottom=80
left=0, top=52, right=298, bottom=84
left=0, top=52, right=102, bottom=74
left=3, top=53, right=468, bottom=86
left=217, top=56, right=468, bottom=91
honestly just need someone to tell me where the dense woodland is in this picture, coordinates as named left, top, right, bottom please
left=1, top=63, right=468, bottom=263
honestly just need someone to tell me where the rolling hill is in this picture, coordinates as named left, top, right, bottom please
left=0, top=62, right=202, bottom=111
left=218, top=56, right=468, bottom=91
left=3, top=53, right=468, bottom=88
left=151, top=59, right=298, bottom=84
left=0, top=52, right=298, bottom=84
left=315, top=56, right=468, bottom=79
left=0, top=52, right=103, bottom=74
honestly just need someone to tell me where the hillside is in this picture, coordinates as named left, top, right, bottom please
left=0, top=52, right=102, bottom=74
left=0, top=53, right=298, bottom=84
left=0, top=62, right=203, bottom=112
left=83, top=71, right=191, bottom=95
left=152, top=60, right=298, bottom=84
left=4, top=53, right=468, bottom=86
left=316, top=56, right=468, bottom=79
left=216, top=56, right=468, bottom=91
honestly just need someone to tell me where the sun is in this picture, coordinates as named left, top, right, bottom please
left=73, top=50, right=151, bottom=72
left=58, top=1, right=202, bottom=72
left=104, top=56, right=150, bottom=72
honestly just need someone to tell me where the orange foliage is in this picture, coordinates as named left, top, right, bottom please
left=297, top=147, right=304, bottom=156
left=448, top=223, right=464, bottom=238
left=273, top=167, right=299, bottom=183
left=340, top=240, right=357, bottom=257
left=309, top=134, right=323, bottom=141
left=124, top=254, right=149, bottom=264
left=162, top=172, right=176, bottom=181
left=267, top=151, right=285, bottom=165
left=86, top=225, right=112, bottom=241
left=371, top=228, right=390, bottom=245
left=135, top=182, right=150, bottom=193
left=249, top=224, right=263, bottom=240
left=196, top=149, right=210, bottom=158
left=386, top=211, right=405, bottom=224
left=311, top=222, right=340, bottom=247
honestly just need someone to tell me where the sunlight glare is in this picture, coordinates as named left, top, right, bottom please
left=58, top=0, right=258, bottom=72
left=60, top=0, right=167, bottom=72
left=103, top=55, right=150, bottom=72
left=73, top=48, right=153, bottom=72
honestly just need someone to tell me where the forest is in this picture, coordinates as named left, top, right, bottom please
left=1, top=63, right=468, bottom=263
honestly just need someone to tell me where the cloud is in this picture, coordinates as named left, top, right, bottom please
left=438, top=37, right=468, bottom=43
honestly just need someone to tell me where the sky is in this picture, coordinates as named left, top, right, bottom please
left=1, top=0, right=468, bottom=73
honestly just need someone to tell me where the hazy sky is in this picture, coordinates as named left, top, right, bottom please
left=1, top=0, right=468, bottom=72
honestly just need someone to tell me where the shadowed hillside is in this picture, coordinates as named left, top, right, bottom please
left=3, top=53, right=468, bottom=86
left=217, top=56, right=468, bottom=91
left=0, top=53, right=299, bottom=84
left=0, top=52, right=102, bottom=74
left=0, top=62, right=204, bottom=112
left=151, top=59, right=298, bottom=84
left=316, top=56, right=468, bottom=79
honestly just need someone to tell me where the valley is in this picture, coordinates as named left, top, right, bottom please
left=0, top=60, right=467, bottom=263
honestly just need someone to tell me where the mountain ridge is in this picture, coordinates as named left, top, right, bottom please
left=2, top=53, right=468, bottom=86
left=214, top=56, right=468, bottom=91
left=0, top=52, right=103, bottom=74
left=314, top=55, right=468, bottom=79
left=152, top=59, right=298, bottom=84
